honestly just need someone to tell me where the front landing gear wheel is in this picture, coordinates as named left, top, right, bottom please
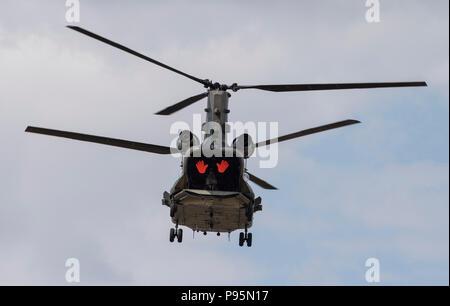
left=177, top=228, right=183, bottom=243
left=169, top=228, right=176, bottom=242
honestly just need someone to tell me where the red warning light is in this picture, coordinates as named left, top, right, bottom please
left=216, top=160, right=229, bottom=173
left=196, top=160, right=208, bottom=174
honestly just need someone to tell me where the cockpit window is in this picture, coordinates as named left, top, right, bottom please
left=186, top=157, right=241, bottom=191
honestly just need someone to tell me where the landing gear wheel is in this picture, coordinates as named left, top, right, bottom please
left=246, top=233, right=252, bottom=247
left=177, top=228, right=183, bottom=243
left=169, top=228, right=175, bottom=242
left=239, top=232, right=245, bottom=247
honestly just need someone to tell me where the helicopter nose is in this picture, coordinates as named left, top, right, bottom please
left=205, top=170, right=217, bottom=186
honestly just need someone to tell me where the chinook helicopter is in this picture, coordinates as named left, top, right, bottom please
left=25, top=26, right=427, bottom=247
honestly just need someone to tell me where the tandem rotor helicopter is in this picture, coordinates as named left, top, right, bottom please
left=26, top=26, right=427, bottom=247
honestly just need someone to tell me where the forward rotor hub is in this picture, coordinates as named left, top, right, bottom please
left=203, top=80, right=239, bottom=92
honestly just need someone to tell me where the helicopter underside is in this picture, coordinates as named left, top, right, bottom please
left=171, top=189, right=253, bottom=233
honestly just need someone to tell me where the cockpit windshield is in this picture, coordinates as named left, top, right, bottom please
left=186, top=157, right=242, bottom=191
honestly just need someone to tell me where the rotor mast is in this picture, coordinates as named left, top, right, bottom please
left=204, top=89, right=230, bottom=143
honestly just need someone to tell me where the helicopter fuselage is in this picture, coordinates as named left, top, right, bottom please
left=163, top=146, right=259, bottom=234
left=161, top=90, right=261, bottom=234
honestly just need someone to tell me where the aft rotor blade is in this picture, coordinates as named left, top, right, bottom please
left=155, top=92, right=208, bottom=115
left=246, top=172, right=277, bottom=190
left=237, top=82, right=427, bottom=92
left=67, top=26, right=207, bottom=86
left=256, top=119, right=360, bottom=147
left=25, top=126, right=174, bottom=155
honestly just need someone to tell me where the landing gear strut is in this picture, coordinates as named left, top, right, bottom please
left=169, top=223, right=183, bottom=243
left=238, top=225, right=252, bottom=247
left=169, top=204, right=177, bottom=218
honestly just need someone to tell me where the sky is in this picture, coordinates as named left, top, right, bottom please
left=0, top=0, right=448, bottom=285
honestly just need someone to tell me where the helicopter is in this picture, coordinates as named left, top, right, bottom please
left=25, top=26, right=427, bottom=247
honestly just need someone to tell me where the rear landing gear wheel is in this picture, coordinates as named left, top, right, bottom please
left=169, top=228, right=175, bottom=242
left=239, top=232, right=245, bottom=247
left=169, top=227, right=183, bottom=243
left=177, top=228, right=183, bottom=243
left=246, top=233, right=252, bottom=247
left=238, top=227, right=253, bottom=247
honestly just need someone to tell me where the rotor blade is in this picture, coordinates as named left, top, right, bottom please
left=155, top=92, right=208, bottom=115
left=256, top=119, right=360, bottom=147
left=67, top=26, right=207, bottom=86
left=237, top=81, right=427, bottom=92
left=25, top=126, right=175, bottom=155
left=246, top=172, right=277, bottom=190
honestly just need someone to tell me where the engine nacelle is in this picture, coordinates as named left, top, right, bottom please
left=232, top=133, right=255, bottom=158
left=177, top=130, right=200, bottom=154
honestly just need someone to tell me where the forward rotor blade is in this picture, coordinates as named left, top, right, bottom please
left=155, top=92, right=208, bottom=115
left=67, top=26, right=207, bottom=86
left=25, top=126, right=174, bottom=155
left=237, top=81, right=427, bottom=92
left=246, top=172, right=277, bottom=190
left=256, top=119, right=360, bottom=148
